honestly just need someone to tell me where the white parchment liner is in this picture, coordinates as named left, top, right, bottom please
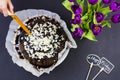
left=5, top=9, right=77, bottom=77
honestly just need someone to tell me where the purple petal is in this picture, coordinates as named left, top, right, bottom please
left=72, top=27, right=83, bottom=37
left=70, top=15, right=82, bottom=24
left=109, top=2, right=120, bottom=12
left=96, top=12, right=104, bottom=22
left=71, top=4, right=82, bottom=15
left=69, top=0, right=75, bottom=2
left=88, top=0, right=98, bottom=5
left=111, top=14, right=120, bottom=23
left=102, top=0, right=111, bottom=4
left=90, top=24, right=102, bottom=36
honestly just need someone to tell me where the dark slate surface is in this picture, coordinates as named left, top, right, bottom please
left=0, top=0, right=120, bottom=80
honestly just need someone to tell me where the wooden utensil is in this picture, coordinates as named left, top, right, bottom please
left=7, top=9, right=31, bottom=35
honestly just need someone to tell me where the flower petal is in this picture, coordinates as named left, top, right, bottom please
left=88, top=0, right=98, bottom=5
left=90, top=24, right=102, bottom=36
left=111, top=14, right=120, bottom=23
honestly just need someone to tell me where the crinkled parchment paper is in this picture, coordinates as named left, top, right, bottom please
left=5, top=9, right=77, bottom=77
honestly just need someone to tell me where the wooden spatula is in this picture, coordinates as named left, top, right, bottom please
left=7, top=9, right=31, bottom=35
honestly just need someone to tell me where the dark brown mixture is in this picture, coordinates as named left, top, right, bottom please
left=14, top=16, right=68, bottom=70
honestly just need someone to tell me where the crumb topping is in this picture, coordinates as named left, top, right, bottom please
left=15, top=16, right=68, bottom=69
left=22, top=22, right=64, bottom=59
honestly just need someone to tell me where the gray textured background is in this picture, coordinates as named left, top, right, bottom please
left=0, top=0, right=120, bottom=80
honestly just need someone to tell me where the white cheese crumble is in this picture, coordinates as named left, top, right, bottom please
left=22, top=20, right=66, bottom=60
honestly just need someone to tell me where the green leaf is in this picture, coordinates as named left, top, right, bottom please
left=76, top=0, right=84, bottom=7
left=93, top=13, right=98, bottom=24
left=92, top=4, right=98, bottom=11
left=101, top=20, right=111, bottom=28
left=80, top=32, right=85, bottom=39
left=88, top=12, right=93, bottom=21
left=81, top=14, right=88, bottom=21
left=98, top=7, right=112, bottom=15
left=87, top=1, right=92, bottom=13
left=76, top=0, right=81, bottom=5
left=72, top=13, right=75, bottom=19
left=76, top=0, right=85, bottom=15
left=62, top=0, right=74, bottom=11
left=84, top=30, right=97, bottom=41
left=97, top=0, right=102, bottom=10
left=106, top=22, right=111, bottom=28
left=82, top=20, right=91, bottom=29
left=98, top=0, right=102, bottom=4
left=71, top=24, right=79, bottom=31
left=87, top=0, right=99, bottom=12
left=101, top=20, right=108, bottom=27
left=80, top=0, right=84, bottom=8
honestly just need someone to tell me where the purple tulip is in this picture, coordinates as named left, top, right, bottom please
left=88, top=0, right=98, bottom=5
left=96, top=12, right=105, bottom=22
left=102, top=0, right=111, bottom=4
left=109, top=2, right=120, bottom=12
left=111, top=14, right=120, bottom=23
left=90, top=24, right=102, bottom=36
left=70, top=15, right=82, bottom=24
left=69, top=0, right=75, bottom=2
left=71, top=4, right=82, bottom=15
left=72, top=27, right=83, bottom=37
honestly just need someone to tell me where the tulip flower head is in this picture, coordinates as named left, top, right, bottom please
left=96, top=12, right=105, bottom=22
left=72, top=27, right=83, bottom=37
left=70, top=15, right=82, bottom=24
left=111, top=14, right=120, bottom=23
left=109, top=2, right=120, bottom=12
left=90, top=24, right=102, bottom=36
left=71, top=4, right=82, bottom=15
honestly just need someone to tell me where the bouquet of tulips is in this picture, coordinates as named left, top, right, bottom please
left=62, top=0, right=120, bottom=41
